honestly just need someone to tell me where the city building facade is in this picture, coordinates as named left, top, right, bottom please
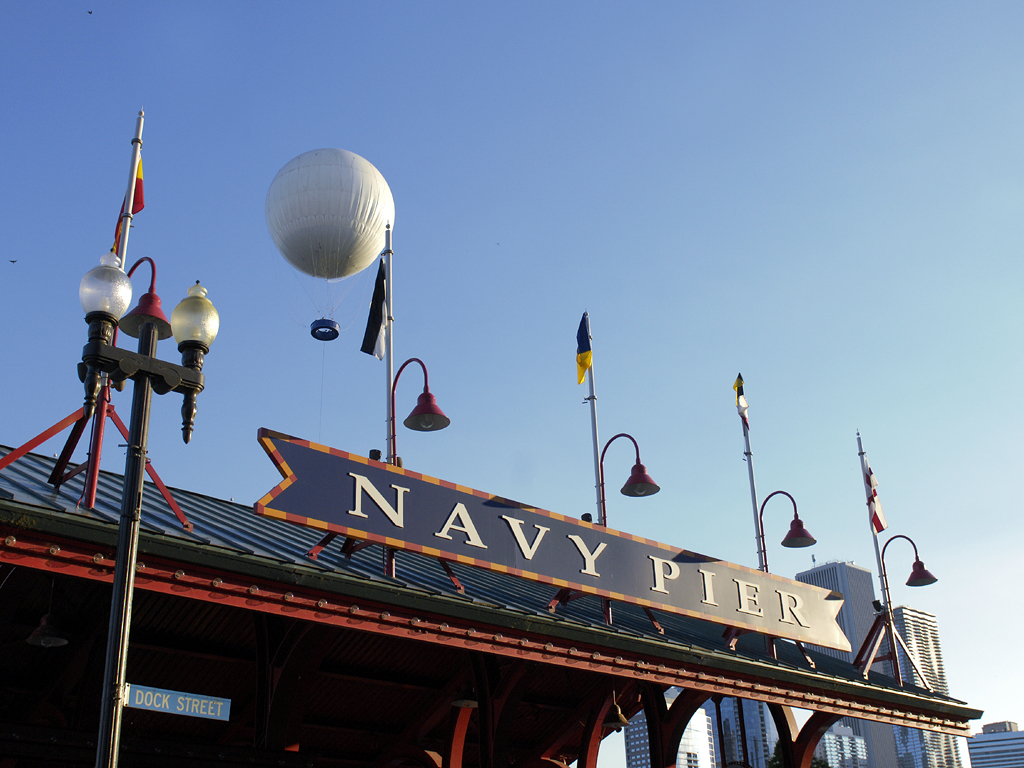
left=891, top=607, right=963, bottom=768
left=704, top=697, right=778, bottom=768
left=815, top=724, right=869, bottom=768
left=983, top=724, right=1019, bottom=735
left=625, top=689, right=715, bottom=768
left=967, top=724, right=1024, bottom=768
left=797, top=561, right=899, bottom=768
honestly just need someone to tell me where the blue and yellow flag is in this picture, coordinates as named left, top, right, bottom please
left=576, top=312, right=593, bottom=384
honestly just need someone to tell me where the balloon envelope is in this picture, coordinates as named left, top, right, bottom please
left=266, top=149, right=395, bottom=280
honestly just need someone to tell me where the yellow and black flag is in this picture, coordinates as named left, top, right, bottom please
left=576, top=312, right=593, bottom=384
left=733, top=373, right=749, bottom=429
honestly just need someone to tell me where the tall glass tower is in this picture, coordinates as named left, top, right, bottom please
left=891, top=606, right=963, bottom=768
left=704, top=697, right=778, bottom=768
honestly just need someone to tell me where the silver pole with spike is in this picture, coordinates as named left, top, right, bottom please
left=743, top=421, right=763, bottom=571
left=582, top=314, right=602, bottom=524
left=383, top=224, right=396, bottom=577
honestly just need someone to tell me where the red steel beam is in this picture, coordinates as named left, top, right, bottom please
left=0, top=409, right=86, bottom=475
left=0, top=527, right=973, bottom=737
left=107, top=406, right=192, bottom=531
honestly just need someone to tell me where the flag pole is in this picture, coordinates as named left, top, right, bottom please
left=578, top=313, right=609, bottom=623
left=742, top=420, right=763, bottom=571
left=383, top=224, right=396, bottom=577
left=586, top=333, right=612, bottom=623
left=384, top=224, right=394, bottom=463
left=735, top=375, right=763, bottom=570
left=857, top=431, right=903, bottom=682
left=587, top=363, right=602, bottom=524
left=117, top=110, right=144, bottom=268
left=84, top=111, right=145, bottom=511
left=579, top=314, right=602, bottom=524
left=857, top=433, right=886, bottom=604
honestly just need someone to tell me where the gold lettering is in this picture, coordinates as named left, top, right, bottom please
left=777, top=589, right=810, bottom=627
left=501, top=516, right=550, bottom=560
left=435, top=504, right=488, bottom=549
left=348, top=473, right=410, bottom=527
left=566, top=535, right=607, bottom=577
left=698, top=568, right=718, bottom=606
left=733, top=579, right=763, bottom=616
left=648, top=556, right=681, bottom=594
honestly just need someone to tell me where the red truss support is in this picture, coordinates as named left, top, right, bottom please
left=0, top=403, right=192, bottom=531
left=0, top=409, right=86, bottom=475
left=439, top=560, right=465, bottom=594
left=0, top=527, right=975, bottom=737
left=769, top=705, right=842, bottom=768
left=105, top=406, right=192, bottom=531
left=307, top=534, right=375, bottom=561
left=577, top=691, right=615, bottom=768
left=853, top=612, right=894, bottom=678
left=547, top=588, right=586, bottom=613
left=444, top=705, right=473, bottom=768
left=642, top=607, right=665, bottom=635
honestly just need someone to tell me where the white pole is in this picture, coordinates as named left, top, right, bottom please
left=743, top=422, right=764, bottom=571
left=116, top=110, right=144, bottom=268
left=383, top=225, right=396, bottom=577
left=582, top=315, right=602, bottom=524
left=588, top=367, right=602, bottom=524
left=857, top=433, right=887, bottom=601
left=858, top=431, right=896, bottom=679
left=384, top=225, right=395, bottom=463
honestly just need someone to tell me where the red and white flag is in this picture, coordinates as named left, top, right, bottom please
left=864, top=459, right=888, bottom=534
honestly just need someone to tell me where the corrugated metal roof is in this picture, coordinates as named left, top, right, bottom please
left=0, top=444, right=944, bottom=697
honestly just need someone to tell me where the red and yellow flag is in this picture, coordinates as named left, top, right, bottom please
left=112, top=161, right=144, bottom=255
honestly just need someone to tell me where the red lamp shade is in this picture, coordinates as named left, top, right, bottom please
left=906, top=559, right=937, bottom=587
left=781, top=515, right=816, bottom=548
left=621, top=461, right=660, bottom=497
left=118, top=289, right=173, bottom=340
left=403, top=389, right=450, bottom=432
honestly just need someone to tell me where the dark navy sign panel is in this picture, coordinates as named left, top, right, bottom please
left=125, top=684, right=231, bottom=721
left=255, top=429, right=849, bottom=651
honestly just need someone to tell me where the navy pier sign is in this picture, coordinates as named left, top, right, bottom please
left=256, top=429, right=850, bottom=652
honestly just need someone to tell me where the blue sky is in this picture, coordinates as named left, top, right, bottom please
left=2, top=1, right=1021, bottom=748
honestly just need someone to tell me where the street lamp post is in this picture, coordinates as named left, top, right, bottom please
left=81, top=254, right=219, bottom=768
left=389, top=357, right=450, bottom=465
left=384, top=357, right=449, bottom=576
left=879, top=533, right=937, bottom=687
left=596, top=433, right=660, bottom=528
left=596, top=433, right=659, bottom=624
left=755, top=490, right=816, bottom=573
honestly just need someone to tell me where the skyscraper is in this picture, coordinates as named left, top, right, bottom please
left=816, top=724, right=870, bottom=768
left=891, top=606, right=963, bottom=768
left=796, top=561, right=899, bottom=768
left=967, top=723, right=1024, bottom=768
left=704, top=697, right=778, bottom=768
left=625, top=689, right=715, bottom=768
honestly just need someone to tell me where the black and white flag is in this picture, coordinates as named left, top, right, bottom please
left=360, top=259, right=386, bottom=359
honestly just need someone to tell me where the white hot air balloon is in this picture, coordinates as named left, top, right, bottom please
left=266, top=148, right=395, bottom=340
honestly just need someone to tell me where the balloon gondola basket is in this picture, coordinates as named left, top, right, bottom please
left=310, top=318, right=341, bottom=341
